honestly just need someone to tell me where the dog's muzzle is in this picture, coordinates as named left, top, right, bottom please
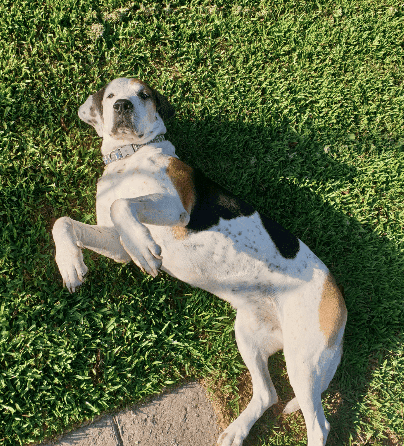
left=111, top=99, right=140, bottom=136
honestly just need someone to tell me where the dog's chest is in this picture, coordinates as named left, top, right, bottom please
left=96, top=148, right=174, bottom=226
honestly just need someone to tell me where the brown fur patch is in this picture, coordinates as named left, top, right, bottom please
left=130, top=78, right=175, bottom=120
left=319, top=273, right=347, bottom=346
left=130, top=78, right=154, bottom=97
left=166, top=158, right=195, bottom=214
left=172, top=226, right=188, bottom=240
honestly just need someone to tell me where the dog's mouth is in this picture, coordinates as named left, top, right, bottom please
left=113, top=126, right=132, bottom=134
left=110, top=122, right=147, bottom=141
left=111, top=119, right=136, bottom=136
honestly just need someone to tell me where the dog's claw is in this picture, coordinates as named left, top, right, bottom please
left=149, top=242, right=163, bottom=260
left=119, top=232, right=163, bottom=278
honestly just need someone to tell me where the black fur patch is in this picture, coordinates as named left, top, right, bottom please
left=186, top=169, right=255, bottom=231
left=258, top=214, right=300, bottom=259
left=91, top=86, right=106, bottom=121
left=186, top=169, right=300, bottom=259
left=153, top=89, right=175, bottom=120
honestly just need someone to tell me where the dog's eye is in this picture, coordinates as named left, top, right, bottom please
left=107, top=93, right=115, bottom=99
left=139, top=91, right=149, bottom=100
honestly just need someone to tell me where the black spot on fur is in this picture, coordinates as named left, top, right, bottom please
left=186, top=168, right=300, bottom=259
left=186, top=169, right=255, bottom=231
left=258, top=213, right=300, bottom=259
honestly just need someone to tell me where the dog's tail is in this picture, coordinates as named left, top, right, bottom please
left=283, top=396, right=300, bottom=414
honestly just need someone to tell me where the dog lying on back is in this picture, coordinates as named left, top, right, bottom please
left=53, top=78, right=347, bottom=446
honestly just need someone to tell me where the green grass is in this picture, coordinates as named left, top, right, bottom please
left=1, top=0, right=404, bottom=444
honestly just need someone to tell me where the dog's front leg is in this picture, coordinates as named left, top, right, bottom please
left=52, top=217, right=131, bottom=292
left=110, top=193, right=189, bottom=277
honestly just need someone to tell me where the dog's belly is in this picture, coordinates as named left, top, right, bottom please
left=148, top=212, right=328, bottom=309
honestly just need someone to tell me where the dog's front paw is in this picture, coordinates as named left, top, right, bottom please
left=119, top=226, right=163, bottom=278
left=217, top=423, right=248, bottom=446
left=53, top=217, right=88, bottom=292
left=55, top=245, right=88, bottom=293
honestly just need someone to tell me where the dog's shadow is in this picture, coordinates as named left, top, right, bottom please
left=163, top=116, right=403, bottom=445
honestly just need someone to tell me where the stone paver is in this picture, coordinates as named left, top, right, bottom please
left=43, top=382, right=220, bottom=446
left=50, top=416, right=120, bottom=446
left=116, top=382, right=220, bottom=446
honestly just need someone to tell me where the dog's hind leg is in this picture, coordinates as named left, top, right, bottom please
left=282, top=341, right=342, bottom=415
left=281, top=274, right=346, bottom=445
left=217, top=305, right=283, bottom=446
left=282, top=327, right=344, bottom=446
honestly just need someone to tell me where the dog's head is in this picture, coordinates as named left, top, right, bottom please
left=78, top=78, right=175, bottom=144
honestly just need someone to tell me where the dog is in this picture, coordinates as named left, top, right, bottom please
left=52, top=78, right=347, bottom=446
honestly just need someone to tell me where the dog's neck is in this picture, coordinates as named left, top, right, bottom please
left=100, top=128, right=177, bottom=165
left=102, top=134, right=169, bottom=165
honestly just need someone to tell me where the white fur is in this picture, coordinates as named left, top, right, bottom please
left=53, top=78, right=347, bottom=446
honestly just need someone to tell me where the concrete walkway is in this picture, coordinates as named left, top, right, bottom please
left=42, top=382, right=221, bottom=446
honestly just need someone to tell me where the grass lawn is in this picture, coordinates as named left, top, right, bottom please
left=1, top=0, right=404, bottom=444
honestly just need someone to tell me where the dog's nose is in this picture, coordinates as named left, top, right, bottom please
left=113, top=99, right=133, bottom=114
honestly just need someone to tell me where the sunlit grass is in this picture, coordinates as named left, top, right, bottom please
left=0, top=0, right=403, bottom=444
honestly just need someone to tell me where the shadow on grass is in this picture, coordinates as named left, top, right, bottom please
left=166, top=116, right=404, bottom=445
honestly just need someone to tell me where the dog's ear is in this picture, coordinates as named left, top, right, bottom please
left=152, top=89, right=175, bottom=121
left=78, top=86, right=106, bottom=137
